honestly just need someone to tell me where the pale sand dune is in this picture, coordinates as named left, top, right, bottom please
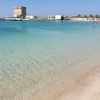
left=55, top=66, right=100, bottom=100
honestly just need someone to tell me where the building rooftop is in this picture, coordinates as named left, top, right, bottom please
left=14, top=6, right=26, bottom=9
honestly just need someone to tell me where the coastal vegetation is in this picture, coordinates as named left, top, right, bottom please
left=72, top=14, right=100, bottom=18
left=0, top=14, right=100, bottom=21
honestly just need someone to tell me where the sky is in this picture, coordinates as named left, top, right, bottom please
left=0, top=0, right=100, bottom=17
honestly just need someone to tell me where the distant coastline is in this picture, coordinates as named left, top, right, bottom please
left=0, top=16, right=100, bottom=22
left=0, top=6, right=100, bottom=22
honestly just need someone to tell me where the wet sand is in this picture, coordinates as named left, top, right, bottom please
left=55, top=65, right=100, bottom=100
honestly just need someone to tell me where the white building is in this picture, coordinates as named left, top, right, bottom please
left=45, top=16, right=55, bottom=20
left=26, top=16, right=35, bottom=20
left=55, top=15, right=62, bottom=20
left=45, top=15, right=62, bottom=20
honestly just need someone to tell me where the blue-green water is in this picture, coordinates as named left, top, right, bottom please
left=0, top=21, right=100, bottom=100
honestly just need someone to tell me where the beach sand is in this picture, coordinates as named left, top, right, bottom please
left=55, top=65, right=100, bottom=100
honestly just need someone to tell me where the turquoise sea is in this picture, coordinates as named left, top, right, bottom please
left=0, top=21, right=100, bottom=100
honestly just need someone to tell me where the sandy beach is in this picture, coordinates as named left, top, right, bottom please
left=55, top=65, right=100, bottom=100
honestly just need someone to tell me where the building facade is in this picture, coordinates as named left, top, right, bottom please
left=55, top=15, right=62, bottom=20
left=45, top=15, right=63, bottom=20
left=45, top=16, right=55, bottom=20
left=26, top=16, right=35, bottom=20
left=14, top=6, right=26, bottom=18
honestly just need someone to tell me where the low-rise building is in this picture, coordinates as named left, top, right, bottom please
left=45, top=16, right=55, bottom=20
left=55, top=15, right=62, bottom=20
left=26, top=16, right=35, bottom=20
left=45, top=15, right=63, bottom=20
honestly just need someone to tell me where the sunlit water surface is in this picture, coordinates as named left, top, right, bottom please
left=0, top=21, right=100, bottom=100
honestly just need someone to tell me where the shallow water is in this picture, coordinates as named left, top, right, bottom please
left=0, top=21, right=100, bottom=100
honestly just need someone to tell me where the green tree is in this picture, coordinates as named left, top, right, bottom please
left=95, top=15, right=100, bottom=18
left=61, top=15, right=64, bottom=20
left=89, top=14, right=94, bottom=18
left=34, top=16, right=38, bottom=19
left=83, top=15, right=88, bottom=18
left=77, top=14, right=82, bottom=18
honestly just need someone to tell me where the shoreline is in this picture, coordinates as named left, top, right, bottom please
left=0, top=18, right=100, bottom=22
left=55, top=65, right=100, bottom=100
